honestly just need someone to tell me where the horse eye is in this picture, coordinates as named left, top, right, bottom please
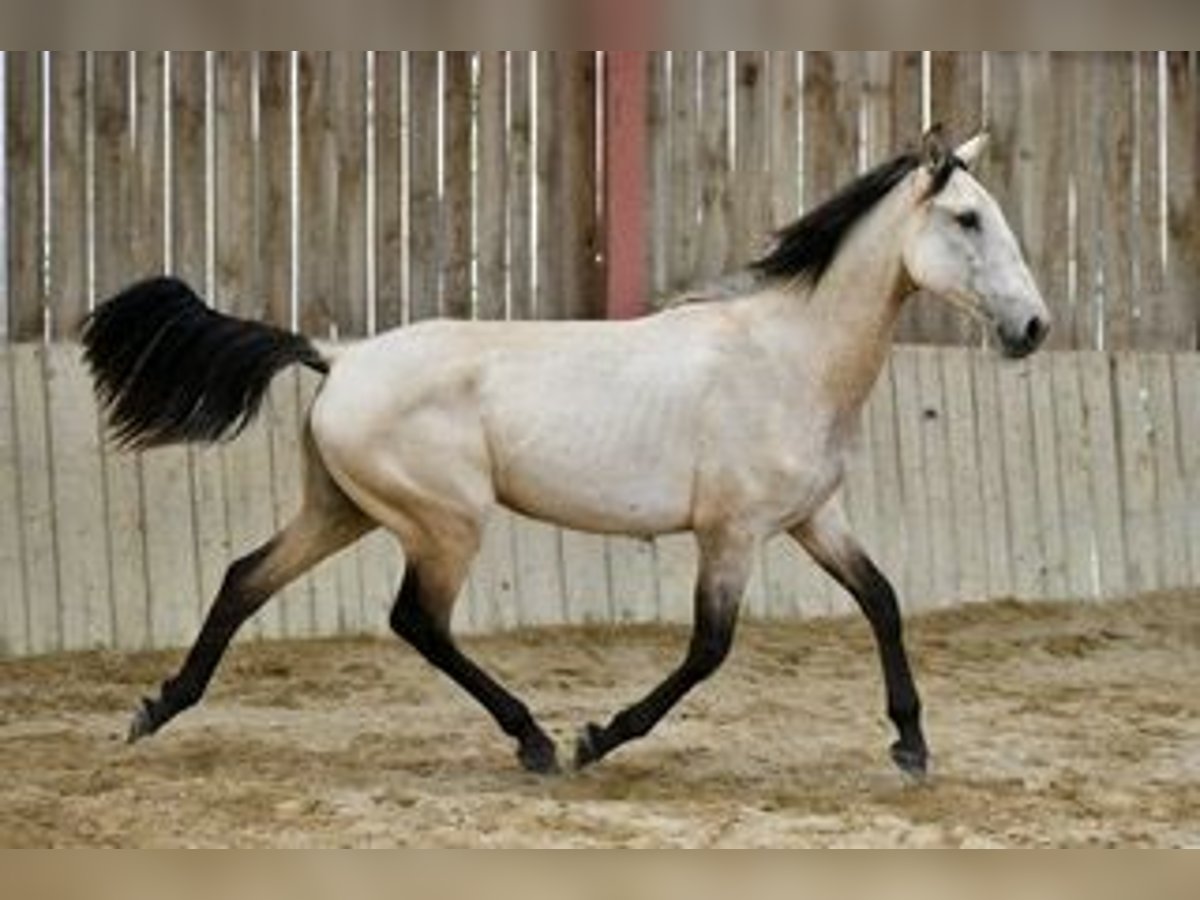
left=955, top=210, right=981, bottom=231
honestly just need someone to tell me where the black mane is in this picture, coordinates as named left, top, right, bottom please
left=749, top=150, right=962, bottom=287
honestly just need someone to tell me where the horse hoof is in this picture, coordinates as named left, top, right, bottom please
left=890, top=741, right=929, bottom=781
left=517, top=736, right=561, bottom=776
left=574, top=722, right=606, bottom=770
left=126, top=697, right=159, bottom=744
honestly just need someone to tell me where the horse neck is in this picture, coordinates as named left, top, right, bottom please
left=784, top=183, right=915, bottom=412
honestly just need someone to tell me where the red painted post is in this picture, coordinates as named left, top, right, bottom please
left=604, top=51, right=649, bottom=320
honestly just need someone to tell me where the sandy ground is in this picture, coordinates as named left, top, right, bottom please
left=0, top=592, right=1197, bottom=848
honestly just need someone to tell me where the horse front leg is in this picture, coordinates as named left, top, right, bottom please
left=792, top=499, right=928, bottom=778
left=575, top=529, right=753, bottom=769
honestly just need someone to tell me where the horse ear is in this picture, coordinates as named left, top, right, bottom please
left=954, top=132, right=990, bottom=169
left=921, top=124, right=951, bottom=172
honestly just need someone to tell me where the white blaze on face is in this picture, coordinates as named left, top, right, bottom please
left=903, top=134, right=1051, bottom=358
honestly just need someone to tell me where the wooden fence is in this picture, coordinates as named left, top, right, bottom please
left=2, top=343, right=1198, bottom=658
left=3, top=51, right=1199, bottom=350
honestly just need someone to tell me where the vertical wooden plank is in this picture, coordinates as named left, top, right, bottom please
left=652, top=534, right=694, bottom=625
left=732, top=51, right=771, bottom=266
left=6, top=51, right=44, bottom=339
left=607, top=536, right=658, bottom=623
left=891, top=348, right=932, bottom=605
left=916, top=347, right=957, bottom=605
left=1172, top=354, right=1200, bottom=586
left=297, top=51, right=336, bottom=335
left=1135, top=52, right=1167, bottom=349
left=1143, top=354, right=1188, bottom=589
left=131, top=51, right=165, bottom=280
left=1112, top=353, right=1159, bottom=594
left=511, top=517, right=565, bottom=627
left=1166, top=53, right=1199, bottom=351
left=802, top=51, right=837, bottom=212
left=1028, top=354, right=1068, bottom=598
left=93, top=51, right=133, bottom=299
left=1069, top=53, right=1101, bottom=350
left=259, top=51, right=292, bottom=329
left=535, top=51, right=560, bottom=318
left=769, top=51, right=802, bottom=225
left=1098, top=53, right=1137, bottom=352
left=940, top=349, right=987, bottom=603
left=11, top=347, right=59, bottom=654
left=645, top=52, right=670, bottom=300
left=407, top=51, right=441, bottom=323
left=561, top=529, right=611, bottom=625
left=507, top=52, right=534, bottom=320
left=476, top=52, right=508, bottom=322
left=971, top=353, right=1014, bottom=599
left=47, top=51, right=88, bottom=338
left=214, top=52, right=258, bottom=317
left=472, top=511, right=519, bottom=632
left=888, top=50, right=923, bottom=149
left=331, top=52, right=369, bottom=335
left=374, top=51, right=405, bottom=331
left=996, top=357, right=1042, bottom=599
left=557, top=52, right=600, bottom=320
left=1078, top=352, right=1128, bottom=597
left=931, top=51, right=984, bottom=135
left=694, top=51, right=732, bottom=286
left=669, top=51, right=699, bottom=291
left=170, top=51, right=207, bottom=290
left=0, top=349, right=29, bottom=656
left=442, top=52, right=473, bottom=319
left=45, top=347, right=110, bottom=651
left=1041, top=53, right=1074, bottom=350
left=831, top=51, right=864, bottom=182
left=861, top=50, right=892, bottom=167
left=604, top=50, right=649, bottom=320
left=1051, top=352, right=1099, bottom=599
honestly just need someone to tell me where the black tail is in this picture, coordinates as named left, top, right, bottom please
left=81, top=276, right=330, bottom=449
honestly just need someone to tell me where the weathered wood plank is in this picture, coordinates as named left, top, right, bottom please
left=331, top=52, right=369, bottom=335
left=646, top=52, right=670, bottom=300
left=669, top=51, right=700, bottom=291
left=407, top=51, right=441, bottom=323
left=652, top=534, right=694, bottom=625
left=1028, top=353, right=1068, bottom=598
left=1098, top=53, right=1137, bottom=351
left=11, top=347, right=59, bottom=654
left=1135, top=52, right=1167, bottom=348
left=561, top=529, right=611, bottom=625
left=1078, top=352, right=1128, bottom=597
left=557, top=53, right=600, bottom=320
left=1172, top=353, right=1200, bottom=585
left=0, top=350, right=29, bottom=656
left=511, top=517, right=565, bottom=628
left=507, top=52, right=534, bottom=320
left=45, top=346, right=110, bottom=651
left=297, top=51, right=336, bottom=336
left=916, top=346, right=956, bottom=605
left=213, top=52, right=258, bottom=317
left=1143, top=354, right=1188, bottom=589
left=1166, top=52, right=1199, bottom=350
left=891, top=349, right=932, bottom=604
left=142, top=445, right=200, bottom=649
left=1112, top=353, right=1159, bottom=594
left=996, top=357, right=1042, bottom=599
left=47, top=51, right=88, bottom=337
left=441, top=52, right=472, bottom=320
left=1068, top=53, right=1100, bottom=350
left=695, top=51, right=732, bottom=286
left=733, top=51, right=771, bottom=266
left=472, top=511, right=519, bottom=632
left=476, top=52, right=507, bottom=322
left=940, top=349, right=987, bottom=603
left=1051, top=351, right=1100, bottom=599
left=607, top=536, right=658, bottom=623
left=374, top=51, right=404, bottom=331
left=971, top=353, right=1014, bottom=599
left=259, top=51, right=293, bottom=329
left=170, top=51, right=208, bottom=291
left=93, top=51, right=133, bottom=300
left=6, top=51, right=43, bottom=339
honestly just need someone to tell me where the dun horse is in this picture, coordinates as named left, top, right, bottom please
left=82, top=128, right=1048, bottom=778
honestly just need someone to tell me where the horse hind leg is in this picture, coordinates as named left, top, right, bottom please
left=388, top=527, right=560, bottom=775
left=128, top=448, right=373, bottom=742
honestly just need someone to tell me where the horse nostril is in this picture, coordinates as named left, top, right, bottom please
left=1025, top=316, right=1048, bottom=349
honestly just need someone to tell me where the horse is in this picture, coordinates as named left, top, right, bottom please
left=81, top=127, right=1048, bottom=779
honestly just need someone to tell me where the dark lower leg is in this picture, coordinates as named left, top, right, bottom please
left=576, top=586, right=739, bottom=769
left=391, top=570, right=558, bottom=774
left=130, top=542, right=275, bottom=741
